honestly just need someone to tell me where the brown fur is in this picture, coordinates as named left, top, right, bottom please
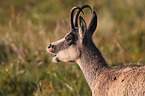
left=46, top=5, right=145, bottom=96
left=93, top=65, right=145, bottom=96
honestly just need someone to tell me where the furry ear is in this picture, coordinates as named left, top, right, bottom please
left=79, top=16, right=87, bottom=39
left=87, top=11, right=97, bottom=37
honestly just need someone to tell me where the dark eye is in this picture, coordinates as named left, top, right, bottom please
left=65, top=38, right=71, bottom=42
left=65, top=35, right=73, bottom=43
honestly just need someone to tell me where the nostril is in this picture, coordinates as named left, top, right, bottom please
left=48, top=44, right=55, bottom=49
left=48, top=44, right=52, bottom=48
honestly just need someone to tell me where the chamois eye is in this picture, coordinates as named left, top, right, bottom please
left=65, top=35, right=73, bottom=43
left=66, top=38, right=71, bottom=42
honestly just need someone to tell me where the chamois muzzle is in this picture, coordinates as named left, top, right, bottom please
left=47, top=44, right=55, bottom=53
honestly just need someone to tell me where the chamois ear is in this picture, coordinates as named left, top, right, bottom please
left=79, top=16, right=87, bottom=39
left=87, top=11, right=97, bottom=37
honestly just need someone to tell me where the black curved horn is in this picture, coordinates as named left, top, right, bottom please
left=70, top=6, right=83, bottom=29
left=74, top=5, right=92, bottom=28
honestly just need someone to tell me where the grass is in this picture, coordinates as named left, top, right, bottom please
left=0, top=0, right=145, bottom=96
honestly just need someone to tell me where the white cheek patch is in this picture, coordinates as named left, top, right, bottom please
left=57, top=45, right=80, bottom=62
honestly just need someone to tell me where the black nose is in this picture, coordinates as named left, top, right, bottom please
left=48, top=44, right=51, bottom=48
left=48, top=44, right=54, bottom=48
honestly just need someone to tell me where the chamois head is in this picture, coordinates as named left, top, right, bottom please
left=46, top=5, right=97, bottom=63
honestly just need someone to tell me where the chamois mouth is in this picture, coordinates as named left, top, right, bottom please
left=53, top=54, right=57, bottom=57
left=46, top=48, right=60, bottom=62
left=52, top=54, right=60, bottom=63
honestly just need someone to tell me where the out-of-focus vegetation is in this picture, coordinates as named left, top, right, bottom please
left=0, top=0, right=144, bottom=96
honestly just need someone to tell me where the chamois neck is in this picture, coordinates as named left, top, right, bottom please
left=76, top=40, right=108, bottom=90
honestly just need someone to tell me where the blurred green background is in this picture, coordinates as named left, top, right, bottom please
left=0, top=0, right=144, bottom=96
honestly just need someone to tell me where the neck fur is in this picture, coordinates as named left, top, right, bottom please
left=75, top=40, right=108, bottom=90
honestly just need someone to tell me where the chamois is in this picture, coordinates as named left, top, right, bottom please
left=46, top=5, right=145, bottom=96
